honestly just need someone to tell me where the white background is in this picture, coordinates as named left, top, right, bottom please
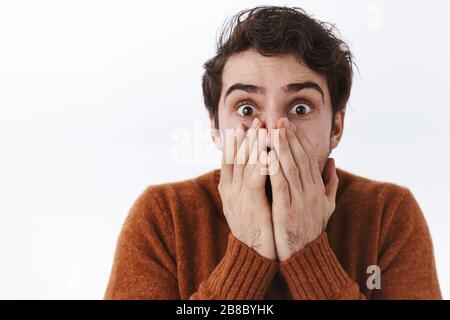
left=0, top=0, right=449, bottom=299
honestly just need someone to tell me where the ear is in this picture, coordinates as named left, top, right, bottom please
left=210, top=116, right=222, bottom=151
left=330, top=109, right=345, bottom=150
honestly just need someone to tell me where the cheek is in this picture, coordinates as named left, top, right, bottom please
left=300, top=126, right=332, bottom=173
left=218, top=106, right=254, bottom=131
left=217, top=106, right=237, bottom=130
left=305, top=132, right=328, bottom=155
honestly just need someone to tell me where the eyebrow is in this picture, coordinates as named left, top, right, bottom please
left=224, top=81, right=324, bottom=102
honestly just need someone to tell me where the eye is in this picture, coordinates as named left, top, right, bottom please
left=289, top=102, right=312, bottom=116
left=236, top=103, right=256, bottom=117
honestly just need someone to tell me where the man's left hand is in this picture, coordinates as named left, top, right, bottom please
left=268, top=117, right=339, bottom=261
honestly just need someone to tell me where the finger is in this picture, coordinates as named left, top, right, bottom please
left=281, top=118, right=314, bottom=189
left=232, top=124, right=248, bottom=185
left=241, top=118, right=261, bottom=167
left=245, top=129, right=260, bottom=185
left=253, top=127, right=268, bottom=187
left=246, top=127, right=259, bottom=166
left=268, top=150, right=290, bottom=207
left=272, top=126, right=303, bottom=194
left=235, top=119, right=261, bottom=184
left=220, top=128, right=235, bottom=185
left=324, top=158, right=339, bottom=201
left=294, top=125, right=322, bottom=185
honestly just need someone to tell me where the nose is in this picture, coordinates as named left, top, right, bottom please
left=257, top=114, right=284, bottom=151
left=258, top=107, right=286, bottom=129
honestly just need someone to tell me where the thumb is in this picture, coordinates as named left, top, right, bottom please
left=324, top=158, right=339, bottom=201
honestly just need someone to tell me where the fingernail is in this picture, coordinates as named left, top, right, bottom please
left=281, top=117, right=289, bottom=128
left=251, top=118, right=259, bottom=129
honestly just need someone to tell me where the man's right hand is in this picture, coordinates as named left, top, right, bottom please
left=218, top=118, right=277, bottom=260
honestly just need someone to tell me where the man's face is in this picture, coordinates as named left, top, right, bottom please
left=212, top=48, right=344, bottom=173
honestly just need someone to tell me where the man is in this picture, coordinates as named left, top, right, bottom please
left=104, top=6, right=441, bottom=299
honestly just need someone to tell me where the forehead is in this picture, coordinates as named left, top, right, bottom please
left=221, top=48, right=328, bottom=93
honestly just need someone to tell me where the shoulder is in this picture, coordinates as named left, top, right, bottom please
left=335, top=167, right=424, bottom=231
left=336, top=167, right=413, bottom=208
left=138, top=169, right=219, bottom=208
left=127, top=169, right=221, bottom=223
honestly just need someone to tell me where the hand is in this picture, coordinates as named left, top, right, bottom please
left=268, top=117, right=339, bottom=261
left=218, top=118, right=277, bottom=260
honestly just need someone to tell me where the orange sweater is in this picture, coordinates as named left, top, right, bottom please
left=104, top=168, right=441, bottom=300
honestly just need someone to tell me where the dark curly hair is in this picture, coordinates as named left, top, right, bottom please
left=202, top=6, right=354, bottom=128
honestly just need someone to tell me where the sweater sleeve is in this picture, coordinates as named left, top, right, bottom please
left=104, top=186, right=278, bottom=300
left=279, top=188, right=441, bottom=300
left=189, top=233, right=278, bottom=300
left=279, top=232, right=366, bottom=300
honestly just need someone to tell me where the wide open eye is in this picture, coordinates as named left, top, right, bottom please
left=236, top=104, right=256, bottom=117
left=289, top=102, right=312, bottom=116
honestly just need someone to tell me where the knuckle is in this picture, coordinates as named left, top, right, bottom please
left=275, top=180, right=289, bottom=193
left=329, top=201, right=336, bottom=212
left=246, top=179, right=260, bottom=192
left=299, top=153, right=309, bottom=165
left=317, top=183, right=326, bottom=194
left=287, top=166, right=299, bottom=178
left=304, top=191, right=316, bottom=203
